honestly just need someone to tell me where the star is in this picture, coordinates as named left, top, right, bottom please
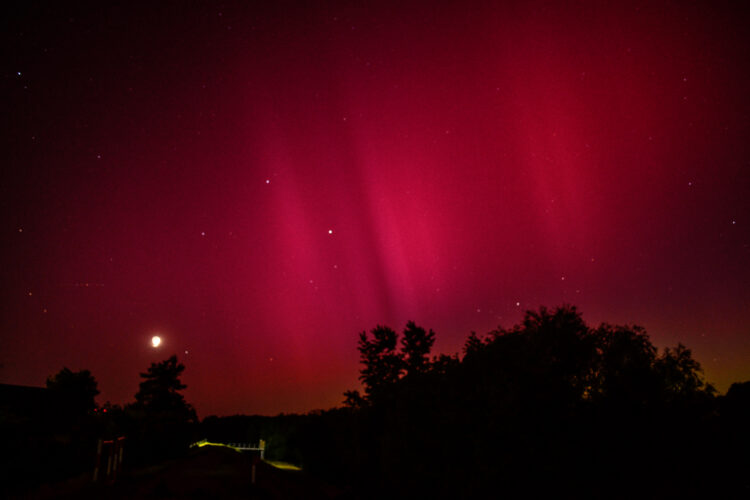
left=265, top=179, right=270, bottom=184
left=328, top=229, right=333, bottom=234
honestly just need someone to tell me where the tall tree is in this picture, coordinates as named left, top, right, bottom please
left=134, top=355, right=196, bottom=421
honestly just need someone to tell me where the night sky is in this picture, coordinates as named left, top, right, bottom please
left=2, top=1, right=749, bottom=416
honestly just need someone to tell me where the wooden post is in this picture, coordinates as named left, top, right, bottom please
left=93, top=439, right=103, bottom=482
left=112, top=438, right=121, bottom=480
left=118, top=437, right=125, bottom=471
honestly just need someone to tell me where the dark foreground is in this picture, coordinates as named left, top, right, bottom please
left=20, top=447, right=342, bottom=499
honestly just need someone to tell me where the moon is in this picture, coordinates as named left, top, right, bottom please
left=151, top=335, right=162, bottom=348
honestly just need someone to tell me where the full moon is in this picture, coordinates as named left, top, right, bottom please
left=151, top=335, right=162, bottom=348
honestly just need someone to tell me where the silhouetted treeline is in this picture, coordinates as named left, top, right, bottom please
left=1, top=355, right=198, bottom=494
left=6, top=307, right=749, bottom=498
left=285, top=305, right=748, bottom=498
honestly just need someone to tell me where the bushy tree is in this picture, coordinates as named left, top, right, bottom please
left=46, top=367, right=99, bottom=416
left=655, top=343, right=715, bottom=401
left=593, top=323, right=659, bottom=405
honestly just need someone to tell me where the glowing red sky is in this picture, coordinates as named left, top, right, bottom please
left=2, top=1, right=749, bottom=416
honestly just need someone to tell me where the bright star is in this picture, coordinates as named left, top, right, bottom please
left=151, top=336, right=162, bottom=348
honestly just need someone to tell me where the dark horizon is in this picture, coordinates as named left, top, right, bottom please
left=2, top=0, right=749, bottom=416
left=1, top=303, right=744, bottom=419
left=7, top=304, right=747, bottom=498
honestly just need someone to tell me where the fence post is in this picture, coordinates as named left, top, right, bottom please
left=114, top=439, right=120, bottom=480
left=118, top=437, right=125, bottom=471
left=93, top=439, right=102, bottom=482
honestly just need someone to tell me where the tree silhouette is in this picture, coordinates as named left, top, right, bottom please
left=462, top=331, right=485, bottom=357
left=330, top=305, right=725, bottom=498
left=353, top=321, right=438, bottom=404
left=342, top=389, right=366, bottom=409
left=401, top=321, right=435, bottom=376
left=724, top=381, right=750, bottom=416
left=46, top=367, right=99, bottom=416
left=134, top=355, right=196, bottom=421
left=593, top=323, right=659, bottom=405
left=128, top=355, right=197, bottom=463
left=655, top=343, right=715, bottom=401
left=357, top=325, right=403, bottom=401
